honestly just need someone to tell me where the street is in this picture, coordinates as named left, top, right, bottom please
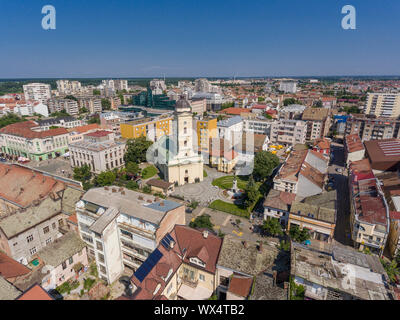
left=329, top=141, right=352, bottom=246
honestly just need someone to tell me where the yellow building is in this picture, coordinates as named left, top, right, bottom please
left=120, top=116, right=173, bottom=142
left=195, top=118, right=217, bottom=153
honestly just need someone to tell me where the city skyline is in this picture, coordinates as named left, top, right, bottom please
left=1, top=0, right=400, bottom=78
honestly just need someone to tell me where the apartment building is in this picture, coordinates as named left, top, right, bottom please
left=279, top=80, right=297, bottom=93
left=217, top=116, right=243, bottom=145
left=344, top=134, right=365, bottom=165
left=345, top=114, right=400, bottom=141
left=23, top=83, right=51, bottom=104
left=364, top=139, right=400, bottom=172
left=243, top=118, right=271, bottom=135
left=349, top=160, right=389, bottom=256
left=120, top=115, right=173, bottom=142
left=47, top=98, right=79, bottom=116
left=273, top=149, right=328, bottom=199
left=67, top=123, right=101, bottom=144
left=312, top=138, right=331, bottom=158
left=194, top=117, right=217, bottom=153
left=114, top=79, right=128, bottom=91
left=69, top=130, right=125, bottom=173
left=288, top=191, right=337, bottom=242
left=56, top=80, right=82, bottom=94
left=190, top=98, right=207, bottom=114
left=100, top=110, right=144, bottom=135
left=263, top=189, right=296, bottom=227
left=270, top=119, right=307, bottom=145
left=364, top=92, right=400, bottom=118
left=0, top=121, right=70, bottom=161
left=78, top=97, right=102, bottom=113
left=118, top=225, right=222, bottom=300
left=12, top=101, right=49, bottom=118
left=301, top=108, right=331, bottom=141
left=75, top=187, right=185, bottom=284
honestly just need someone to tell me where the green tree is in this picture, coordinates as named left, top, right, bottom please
left=258, top=96, right=265, bottom=102
left=380, top=258, right=399, bottom=284
left=93, top=89, right=101, bottom=95
left=313, top=100, right=323, bottom=108
left=253, top=151, right=280, bottom=182
left=126, top=161, right=140, bottom=175
left=189, top=214, right=214, bottom=230
left=101, top=98, right=111, bottom=110
left=73, top=165, right=92, bottom=182
left=79, top=107, right=88, bottom=114
left=88, top=116, right=100, bottom=124
left=65, top=95, right=78, bottom=101
left=94, top=171, right=116, bottom=186
left=124, top=136, right=153, bottom=164
left=0, top=113, right=26, bottom=129
left=262, top=218, right=283, bottom=237
left=283, top=98, right=300, bottom=106
left=289, top=225, right=310, bottom=243
left=244, top=175, right=259, bottom=208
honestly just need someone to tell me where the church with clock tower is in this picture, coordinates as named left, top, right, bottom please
left=155, top=95, right=204, bottom=185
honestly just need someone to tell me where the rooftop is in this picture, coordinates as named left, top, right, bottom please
left=228, top=275, right=253, bottom=298
left=302, top=108, right=329, bottom=121
left=291, top=242, right=391, bottom=300
left=220, top=108, right=250, bottom=115
left=0, top=276, right=21, bottom=300
left=217, top=236, right=279, bottom=276
left=263, top=189, right=296, bottom=212
left=345, top=134, right=364, bottom=153
left=0, top=121, right=68, bottom=139
left=80, top=187, right=183, bottom=225
left=36, top=232, right=86, bottom=267
left=16, top=284, right=53, bottom=300
left=0, top=252, right=31, bottom=279
left=364, top=139, right=400, bottom=169
left=217, top=115, right=243, bottom=127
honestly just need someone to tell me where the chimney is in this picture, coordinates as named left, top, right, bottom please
left=273, top=271, right=277, bottom=287
left=169, top=240, right=175, bottom=249
left=243, top=241, right=248, bottom=249
left=203, top=230, right=209, bottom=239
left=258, top=242, right=263, bottom=253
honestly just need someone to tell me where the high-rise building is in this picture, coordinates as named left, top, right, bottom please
left=23, top=83, right=51, bottom=103
left=194, top=78, right=211, bottom=93
left=364, top=93, right=400, bottom=118
left=56, top=80, right=82, bottom=94
left=114, top=79, right=128, bottom=91
left=270, top=119, right=307, bottom=145
left=47, top=98, right=79, bottom=115
left=279, top=80, right=297, bottom=93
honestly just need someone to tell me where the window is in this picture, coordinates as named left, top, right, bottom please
left=199, top=274, right=205, bottom=282
left=98, top=253, right=105, bottom=263
left=96, top=241, right=103, bottom=251
left=100, top=265, right=106, bottom=274
left=69, top=257, right=73, bottom=265
left=62, top=261, right=67, bottom=270
left=43, top=226, right=50, bottom=234
left=26, top=235, right=33, bottom=243
left=46, top=238, right=52, bottom=245
left=13, top=242, right=18, bottom=247
left=29, top=247, right=37, bottom=255
left=58, top=219, right=64, bottom=227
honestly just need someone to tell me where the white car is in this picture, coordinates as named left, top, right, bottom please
left=336, top=168, right=343, bottom=173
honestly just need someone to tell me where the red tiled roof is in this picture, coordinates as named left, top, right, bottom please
left=0, top=121, right=68, bottom=139
left=0, top=252, right=31, bottom=279
left=17, top=284, right=53, bottom=300
left=0, top=164, right=66, bottom=208
left=220, top=107, right=250, bottom=115
left=85, top=130, right=111, bottom=138
left=67, top=213, right=78, bottom=225
left=68, top=123, right=100, bottom=134
left=345, top=134, right=364, bottom=153
left=251, top=104, right=267, bottom=110
left=390, top=211, right=400, bottom=220
left=228, top=276, right=253, bottom=298
left=313, top=138, right=330, bottom=150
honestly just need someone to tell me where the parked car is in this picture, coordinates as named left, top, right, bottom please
left=0, top=158, right=6, bottom=162
left=336, top=168, right=343, bottom=173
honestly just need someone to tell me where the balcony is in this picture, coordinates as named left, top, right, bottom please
left=181, top=275, right=199, bottom=288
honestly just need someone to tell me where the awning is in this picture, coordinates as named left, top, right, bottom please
left=177, top=283, right=213, bottom=300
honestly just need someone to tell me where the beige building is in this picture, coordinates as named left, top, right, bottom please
left=190, top=98, right=207, bottom=114
left=47, top=98, right=79, bottom=116
left=23, top=83, right=51, bottom=104
left=75, top=187, right=185, bottom=284
left=78, top=97, right=102, bottom=113
left=69, top=130, right=125, bottom=173
left=364, top=92, right=400, bottom=118
left=301, top=108, right=331, bottom=141
left=270, top=119, right=307, bottom=145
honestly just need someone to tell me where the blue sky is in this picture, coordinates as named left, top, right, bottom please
left=1, top=0, right=399, bottom=78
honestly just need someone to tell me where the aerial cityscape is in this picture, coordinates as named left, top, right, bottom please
left=0, top=0, right=400, bottom=312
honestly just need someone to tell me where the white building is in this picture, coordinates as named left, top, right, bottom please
left=279, top=81, right=297, bottom=93
left=217, top=116, right=243, bottom=144
left=114, top=79, right=128, bottom=91
left=23, top=83, right=51, bottom=104
left=56, top=80, right=82, bottom=94
left=243, top=118, right=271, bottom=135
left=270, top=119, right=307, bottom=145
left=69, top=130, right=125, bottom=174
left=13, top=102, right=49, bottom=117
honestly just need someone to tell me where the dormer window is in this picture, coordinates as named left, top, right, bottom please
left=189, top=257, right=206, bottom=268
left=164, top=268, right=173, bottom=282
left=153, top=283, right=161, bottom=296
